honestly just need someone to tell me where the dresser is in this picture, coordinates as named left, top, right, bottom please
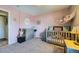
left=65, top=39, right=79, bottom=53
left=26, top=28, right=35, bottom=40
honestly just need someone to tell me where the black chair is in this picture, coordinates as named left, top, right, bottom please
left=17, top=36, right=26, bottom=43
left=17, top=29, right=26, bottom=43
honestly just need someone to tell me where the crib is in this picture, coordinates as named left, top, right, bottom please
left=45, top=26, right=76, bottom=47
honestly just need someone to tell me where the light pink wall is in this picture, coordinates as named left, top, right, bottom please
left=71, top=6, right=79, bottom=33
left=0, top=5, right=34, bottom=27
left=0, top=5, right=71, bottom=43
left=19, top=11, right=35, bottom=28
left=0, top=5, right=34, bottom=44
left=0, top=6, right=19, bottom=44
left=33, top=9, right=70, bottom=37
left=35, top=9, right=69, bottom=26
left=12, top=8, right=69, bottom=37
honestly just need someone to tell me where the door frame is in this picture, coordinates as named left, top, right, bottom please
left=0, top=8, right=10, bottom=45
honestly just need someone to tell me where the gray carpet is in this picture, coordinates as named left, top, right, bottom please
left=0, top=39, right=8, bottom=47
left=0, top=38, right=64, bottom=53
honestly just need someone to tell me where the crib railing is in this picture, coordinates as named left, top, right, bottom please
left=46, top=31, right=79, bottom=47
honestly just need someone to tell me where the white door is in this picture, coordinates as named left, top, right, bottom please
left=0, top=16, right=5, bottom=39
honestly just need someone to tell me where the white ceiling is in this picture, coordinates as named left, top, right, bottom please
left=16, top=5, right=71, bottom=16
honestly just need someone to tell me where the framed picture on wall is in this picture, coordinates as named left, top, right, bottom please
left=36, top=20, right=41, bottom=25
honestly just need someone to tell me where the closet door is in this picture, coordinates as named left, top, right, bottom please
left=0, top=16, right=5, bottom=39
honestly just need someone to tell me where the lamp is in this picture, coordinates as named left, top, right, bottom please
left=75, top=27, right=79, bottom=45
left=71, top=26, right=79, bottom=45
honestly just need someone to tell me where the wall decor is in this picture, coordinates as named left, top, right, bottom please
left=25, top=18, right=30, bottom=24
left=37, top=20, right=41, bottom=25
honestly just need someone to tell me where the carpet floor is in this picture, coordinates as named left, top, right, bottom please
left=0, top=39, right=8, bottom=47
left=0, top=38, right=64, bottom=53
